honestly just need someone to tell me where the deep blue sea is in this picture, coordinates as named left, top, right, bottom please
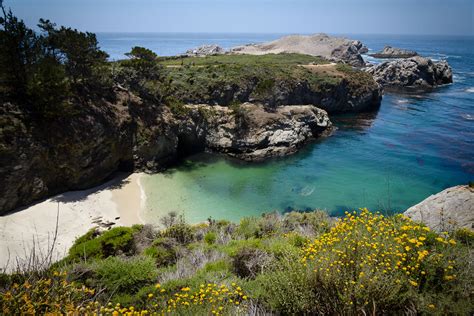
left=96, top=33, right=474, bottom=223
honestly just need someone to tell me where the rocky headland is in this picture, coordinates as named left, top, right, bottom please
left=369, top=45, right=418, bottom=58
left=366, top=56, right=453, bottom=90
left=230, top=33, right=368, bottom=67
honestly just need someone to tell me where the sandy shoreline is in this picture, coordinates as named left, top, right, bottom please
left=0, top=172, right=144, bottom=272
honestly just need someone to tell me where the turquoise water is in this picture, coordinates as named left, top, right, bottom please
left=96, top=34, right=474, bottom=223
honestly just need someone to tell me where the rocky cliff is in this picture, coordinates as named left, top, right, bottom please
left=184, top=103, right=332, bottom=161
left=366, top=56, right=452, bottom=89
left=0, top=97, right=332, bottom=214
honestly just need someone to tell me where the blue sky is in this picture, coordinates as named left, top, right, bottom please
left=7, top=0, right=474, bottom=35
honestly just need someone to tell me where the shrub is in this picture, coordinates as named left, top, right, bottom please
left=90, top=256, right=157, bottom=294
left=144, top=237, right=179, bottom=267
left=204, top=231, right=217, bottom=245
left=299, top=209, right=473, bottom=314
left=0, top=271, right=95, bottom=314
left=454, top=227, right=474, bottom=245
left=256, top=258, right=316, bottom=314
left=235, top=217, right=260, bottom=239
left=67, top=226, right=140, bottom=261
left=161, top=223, right=194, bottom=244
left=231, top=246, right=273, bottom=279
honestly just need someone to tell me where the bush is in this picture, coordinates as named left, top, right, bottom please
left=204, top=231, right=217, bottom=245
left=256, top=258, right=316, bottom=314
left=67, top=226, right=141, bottom=261
left=231, top=246, right=273, bottom=279
left=0, top=271, right=95, bottom=314
left=298, top=209, right=473, bottom=314
left=454, top=227, right=474, bottom=245
left=235, top=217, right=260, bottom=239
left=161, top=223, right=194, bottom=244
left=90, top=256, right=157, bottom=294
left=143, top=237, right=179, bottom=267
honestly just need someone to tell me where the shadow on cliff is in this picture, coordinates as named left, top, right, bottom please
left=51, top=172, right=132, bottom=204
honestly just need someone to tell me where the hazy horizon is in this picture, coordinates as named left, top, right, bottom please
left=7, top=0, right=473, bottom=36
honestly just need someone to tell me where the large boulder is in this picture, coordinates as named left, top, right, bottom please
left=404, top=185, right=474, bottom=232
left=369, top=46, right=418, bottom=58
left=366, top=56, right=453, bottom=89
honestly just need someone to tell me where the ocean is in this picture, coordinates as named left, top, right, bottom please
left=96, top=33, right=474, bottom=223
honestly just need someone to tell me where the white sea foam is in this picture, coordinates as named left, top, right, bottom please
left=465, top=87, right=474, bottom=93
left=396, top=99, right=410, bottom=104
left=461, top=113, right=474, bottom=121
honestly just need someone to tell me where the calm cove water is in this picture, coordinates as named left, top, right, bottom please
left=97, top=33, right=474, bottom=223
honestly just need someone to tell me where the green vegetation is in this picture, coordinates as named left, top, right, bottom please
left=65, top=226, right=142, bottom=262
left=0, top=2, right=110, bottom=118
left=1, top=210, right=472, bottom=315
left=159, top=53, right=328, bottom=66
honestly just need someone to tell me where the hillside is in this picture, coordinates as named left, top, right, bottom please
left=1, top=209, right=472, bottom=315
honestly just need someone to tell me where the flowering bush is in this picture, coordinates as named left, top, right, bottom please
left=257, top=209, right=472, bottom=315
left=0, top=271, right=95, bottom=314
left=0, top=273, right=248, bottom=315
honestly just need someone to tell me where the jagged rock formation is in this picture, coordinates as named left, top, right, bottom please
left=185, top=103, right=332, bottom=161
left=366, top=56, right=453, bottom=89
left=404, top=185, right=474, bottom=232
left=185, top=45, right=225, bottom=56
left=0, top=98, right=331, bottom=214
left=230, top=34, right=368, bottom=67
left=369, top=46, right=418, bottom=58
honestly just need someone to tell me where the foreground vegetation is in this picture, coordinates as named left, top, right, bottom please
left=1, top=209, right=472, bottom=315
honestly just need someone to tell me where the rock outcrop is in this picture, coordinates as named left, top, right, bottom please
left=230, top=34, right=368, bottom=67
left=369, top=46, right=418, bottom=58
left=184, top=103, right=332, bottom=161
left=185, top=45, right=225, bottom=56
left=170, top=63, right=382, bottom=114
left=366, top=56, right=453, bottom=89
left=404, top=185, right=474, bottom=232
left=0, top=98, right=332, bottom=214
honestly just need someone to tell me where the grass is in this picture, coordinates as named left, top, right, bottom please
left=159, top=53, right=329, bottom=67
left=1, top=209, right=472, bottom=315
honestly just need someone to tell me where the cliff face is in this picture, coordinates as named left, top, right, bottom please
left=167, top=63, right=382, bottom=114
left=0, top=96, right=332, bottom=214
left=0, top=99, right=136, bottom=214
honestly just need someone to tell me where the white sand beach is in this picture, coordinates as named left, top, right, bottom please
left=0, top=172, right=144, bottom=272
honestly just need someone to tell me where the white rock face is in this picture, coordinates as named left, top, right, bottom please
left=404, top=185, right=474, bottom=232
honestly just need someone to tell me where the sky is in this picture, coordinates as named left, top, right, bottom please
left=6, top=0, right=474, bottom=35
